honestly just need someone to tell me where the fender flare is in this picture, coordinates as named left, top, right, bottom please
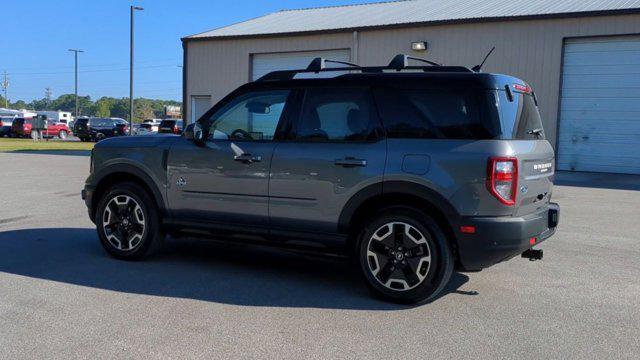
left=91, top=163, right=166, bottom=213
left=338, top=181, right=461, bottom=233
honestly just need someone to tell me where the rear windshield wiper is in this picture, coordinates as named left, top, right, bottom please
left=527, top=128, right=544, bottom=138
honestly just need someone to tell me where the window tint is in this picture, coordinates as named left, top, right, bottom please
left=208, top=90, right=290, bottom=141
left=498, top=91, right=545, bottom=140
left=375, top=87, right=499, bottom=139
left=297, top=88, right=376, bottom=141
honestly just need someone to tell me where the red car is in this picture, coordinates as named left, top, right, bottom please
left=11, top=119, right=70, bottom=139
left=43, top=120, right=71, bottom=139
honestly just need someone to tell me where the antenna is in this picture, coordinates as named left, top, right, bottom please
left=472, top=47, right=496, bottom=72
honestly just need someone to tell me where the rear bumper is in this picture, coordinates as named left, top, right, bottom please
left=456, top=202, right=560, bottom=271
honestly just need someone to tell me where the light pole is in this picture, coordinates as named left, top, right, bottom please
left=130, top=5, right=144, bottom=135
left=1, top=71, right=8, bottom=108
left=68, top=49, right=84, bottom=118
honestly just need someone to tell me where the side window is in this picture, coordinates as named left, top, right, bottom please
left=373, top=88, right=437, bottom=139
left=208, top=90, right=290, bottom=141
left=375, top=87, right=500, bottom=140
left=297, top=88, right=377, bottom=142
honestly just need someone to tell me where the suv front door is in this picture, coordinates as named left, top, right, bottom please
left=167, top=89, right=292, bottom=228
left=269, top=87, right=386, bottom=235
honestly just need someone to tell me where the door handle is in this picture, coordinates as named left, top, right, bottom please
left=234, top=153, right=262, bottom=164
left=335, top=157, right=367, bottom=167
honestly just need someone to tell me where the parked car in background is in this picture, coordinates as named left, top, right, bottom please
left=136, top=123, right=154, bottom=135
left=1, top=117, right=15, bottom=137
left=10, top=118, right=33, bottom=138
left=73, top=117, right=128, bottom=142
left=158, top=119, right=184, bottom=134
left=142, top=119, right=162, bottom=132
left=43, top=120, right=71, bottom=139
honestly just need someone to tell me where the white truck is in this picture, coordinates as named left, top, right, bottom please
left=36, top=111, right=73, bottom=124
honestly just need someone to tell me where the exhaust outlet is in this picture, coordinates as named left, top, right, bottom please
left=522, top=249, right=543, bottom=261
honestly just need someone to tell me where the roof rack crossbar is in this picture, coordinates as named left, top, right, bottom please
left=306, top=57, right=360, bottom=72
left=388, top=54, right=442, bottom=69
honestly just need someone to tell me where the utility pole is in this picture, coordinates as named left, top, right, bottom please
left=130, top=5, right=144, bottom=135
left=68, top=49, right=84, bottom=118
left=1, top=71, right=8, bottom=108
left=45, top=87, right=53, bottom=108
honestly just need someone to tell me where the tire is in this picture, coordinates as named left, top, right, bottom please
left=58, top=130, right=67, bottom=140
left=95, top=182, right=164, bottom=260
left=95, top=133, right=105, bottom=142
left=356, top=207, right=454, bottom=304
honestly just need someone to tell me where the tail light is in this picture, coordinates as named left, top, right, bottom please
left=173, top=125, right=179, bottom=134
left=487, top=157, right=518, bottom=206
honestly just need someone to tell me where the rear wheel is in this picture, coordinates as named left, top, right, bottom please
left=356, top=207, right=453, bottom=304
left=95, top=182, right=164, bottom=260
left=95, top=133, right=105, bottom=142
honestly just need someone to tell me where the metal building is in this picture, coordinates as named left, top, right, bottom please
left=182, top=0, right=640, bottom=174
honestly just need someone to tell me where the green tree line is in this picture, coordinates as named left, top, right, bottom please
left=1, top=94, right=181, bottom=122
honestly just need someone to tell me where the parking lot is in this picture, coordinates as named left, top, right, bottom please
left=1, top=152, right=639, bottom=359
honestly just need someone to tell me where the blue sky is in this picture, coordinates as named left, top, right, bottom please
left=3, top=0, right=387, bottom=103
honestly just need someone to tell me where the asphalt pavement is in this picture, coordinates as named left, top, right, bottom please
left=0, top=152, right=638, bottom=359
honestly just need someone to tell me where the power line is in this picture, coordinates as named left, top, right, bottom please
left=10, top=64, right=181, bottom=76
left=3, top=59, right=181, bottom=72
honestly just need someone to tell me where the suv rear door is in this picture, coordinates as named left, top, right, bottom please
left=496, top=86, right=555, bottom=216
left=269, top=86, right=386, bottom=234
left=167, top=89, right=293, bottom=227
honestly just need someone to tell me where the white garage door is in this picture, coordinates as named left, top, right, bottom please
left=251, top=50, right=351, bottom=81
left=558, top=36, right=640, bottom=174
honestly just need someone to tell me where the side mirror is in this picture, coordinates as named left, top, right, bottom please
left=183, top=123, right=195, bottom=140
left=188, top=122, right=208, bottom=146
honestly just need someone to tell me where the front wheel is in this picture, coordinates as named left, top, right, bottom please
left=58, top=130, right=67, bottom=140
left=356, top=207, right=454, bottom=304
left=95, top=182, right=164, bottom=260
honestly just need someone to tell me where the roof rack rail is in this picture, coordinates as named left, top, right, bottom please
left=257, top=54, right=473, bottom=81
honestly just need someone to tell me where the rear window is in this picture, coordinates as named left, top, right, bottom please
left=140, top=123, right=152, bottom=129
left=75, top=119, right=89, bottom=126
left=90, top=118, right=113, bottom=127
left=497, top=90, right=545, bottom=140
left=159, top=120, right=175, bottom=127
left=374, top=87, right=500, bottom=140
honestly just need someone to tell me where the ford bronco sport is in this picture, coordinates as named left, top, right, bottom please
left=82, top=55, right=559, bottom=304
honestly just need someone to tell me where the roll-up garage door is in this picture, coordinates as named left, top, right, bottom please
left=558, top=36, right=640, bottom=174
left=251, top=50, right=351, bottom=81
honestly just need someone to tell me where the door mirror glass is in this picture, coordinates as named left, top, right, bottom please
left=193, top=122, right=207, bottom=145
left=183, top=123, right=195, bottom=140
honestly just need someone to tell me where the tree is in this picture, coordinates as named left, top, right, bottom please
left=134, top=98, right=155, bottom=121
left=11, top=100, right=28, bottom=109
left=1, top=93, right=180, bottom=119
left=94, top=97, right=113, bottom=117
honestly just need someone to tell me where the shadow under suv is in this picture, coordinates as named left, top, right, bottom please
left=82, top=55, right=559, bottom=304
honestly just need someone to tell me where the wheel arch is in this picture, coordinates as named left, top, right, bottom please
left=90, top=164, right=165, bottom=221
left=339, top=181, right=461, bottom=259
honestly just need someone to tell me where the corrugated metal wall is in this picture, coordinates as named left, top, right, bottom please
left=185, top=14, right=640, bottom=149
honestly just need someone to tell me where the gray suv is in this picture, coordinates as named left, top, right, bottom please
left=82, top=55, right=559, bottom=304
